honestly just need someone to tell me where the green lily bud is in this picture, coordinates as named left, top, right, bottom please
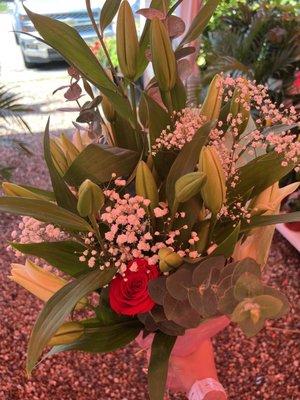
left=230, top=79, right=250, bottom=134
left=200, top=74, right=223, bottom=121
left=102, top=95, right=116, bottom=122
left=135, top=161, right=159, bottom=211
left=50, top=139, right=69, bottom=175
left=77, top=179, right=105, bottom=217
left=116, top=0, right=139, bottom=79
left=199, top=146, right=227, bottom=214
left=2, top=182, right=44, bottom=200
left=48, top=322, right=84, bottom=347
left=175, top=172, right=207, bottom=204
left=159, top=248, right=183, bottom=272
left=150, top=18, right=177, bottom=92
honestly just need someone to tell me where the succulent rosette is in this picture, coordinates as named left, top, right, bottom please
left=1, top=1, right=299, bottom=399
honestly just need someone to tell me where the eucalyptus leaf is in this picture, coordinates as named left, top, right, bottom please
left=12, top=241, right=88, bottom=277
left=166, top=267, right=193, bottom=301
left=27, top=267, right=117, bottom=374
left=234, top=272, right=264, bottom=301
left=148, top=332, right=176, bottom=400
left=163, top=293, right=202, bottom=329
left=44, top=118, right=78, bottom=214
left=148, top=276, right=167, bottom=306
left=64, top=144, right=139, bottom=186
left=0, top=197, right=92, bottom=232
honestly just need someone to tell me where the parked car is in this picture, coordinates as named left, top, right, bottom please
left=11, top=0, right=107, bottom=68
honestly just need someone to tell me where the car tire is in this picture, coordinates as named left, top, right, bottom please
left=21, top=50, right=35, bottom=69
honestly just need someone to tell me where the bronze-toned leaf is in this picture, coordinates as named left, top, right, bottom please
left=166, top=267, right=193, bottom=300
left=148, top=276, right=167, bottom=305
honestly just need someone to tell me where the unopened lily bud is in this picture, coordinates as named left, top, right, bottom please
left=150, top=18, right=177, bottom=92
left=230, top=81, right=250, bottom=134
left=158, top=248, right=183, bottom=272
left=116, top=0, right=139, bottom=79
left=2, top=182, right=44, bottom=200
left=200, top=74, right=223, bottom=121
left=135, top=161, right=159, bottom=211
left=102, top=95, right=116, bottom=122
left=77, top=179, right=104, bottom=217
left=50, top=139, right=69, bottom=175
left=48, top=322, right=84, bottom=347
left=199, top=146, right=227, bottom=214
left=59, top=134, right=80, bottom=165
left=175, top=172, right=207, bottom=204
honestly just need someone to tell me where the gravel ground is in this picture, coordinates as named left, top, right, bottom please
left=0, top=134, right=299, bottom=400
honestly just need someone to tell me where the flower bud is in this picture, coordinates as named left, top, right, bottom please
left=77, top=179, right=105, bottom=217
left=158, top=248, right=182, bottom=272
left=135, top=161, right=159, bottom=211
left=2, top=182, right=44, bottom=200
left=50, top=139, right=69, bottom=175
left=102, top=95, right=116, bottom=122
left=116, top=0, right=139, bottom=79
left=175, top=172, right=207, bottom=204
left=199, top=146, right=227, bottom=214
left=200, top=74, right=223, bottom=121
left=150, top=18, right=177, bottom=92
left=48, top=322, right=84, bottom=347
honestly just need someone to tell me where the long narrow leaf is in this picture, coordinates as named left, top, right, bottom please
left=0, top=197, right=92, bottom=231
left=178, top=0, right=221, bottom=48
left=12, top=241, right=88, bottom=277
left=26, top=267, right=117, bottom=374
left=24, top=7, right=134, bottom=125
left=148, top=332, right=176, bottom=400
left=242, top=212, right=300, bottom=232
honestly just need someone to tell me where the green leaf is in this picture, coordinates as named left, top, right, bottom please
left=100, top=0, right=121, bottom=32
left=234, top=272, right=264, bottom=301
left=44, top=118, right=78, bottom=214
left=241, top=212, right=300, bottom=232
left=193, top=256, right=225, bottom=286
left=0, top=197, right=92, bottom=232
left=178, top=0, right=221, bottom=48
left=261, top=286, right=289, bottom=318
left=112, top=114, right=141, bottom=151
left=166, top=121, right=214, bottom=207
left=213, top=222, right=241, bottom=257
left=170, top=77, right=187, bottom=111
left=64, top=144, right=139, bottom=186
left=148, top=332, right=176, bottom=400
left=26, top=267, right=117, bottom=374
left=254, top=295, right=283, bottom=319
left=188, top=287, right=218, bottom=317
left=49, top=318, right=141, bottom=355
left=148, top=276, right=167, bottom=306
left=143, top=93, right=171, bottom=147
left=135, top=0, right=164, bottom=79
left=163, top=293, right=202, bottom=329
left=166, top=267, right=193, bottom=301
left=11, top=241, right=88, bottom=277
left=230, top=151, right=297, bottom=202
left=24, top=6, right=134, bottom=125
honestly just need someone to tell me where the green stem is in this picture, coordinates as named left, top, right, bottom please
left=207, top=214, right=217, bottom=248
left=164, top=90, right=174, bottom=114
left=129, top=82, right=141, bottom=151
left=89, top=214, right=105, bottom=252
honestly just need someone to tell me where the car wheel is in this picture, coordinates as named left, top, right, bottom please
left=21, top=50, right=35, bottom=69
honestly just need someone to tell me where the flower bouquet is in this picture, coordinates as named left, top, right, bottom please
left=1, top=1, right=299, bottom=399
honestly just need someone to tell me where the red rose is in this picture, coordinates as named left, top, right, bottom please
left=109, top=258, right=159, bottom=316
